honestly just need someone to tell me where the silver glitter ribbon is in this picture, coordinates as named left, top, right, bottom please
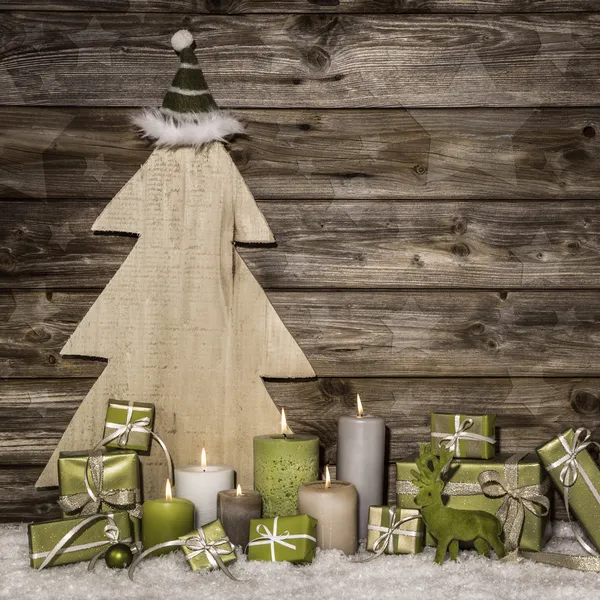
left=431, top=416, right=496, bottom=458
left=128, top=528, right=238, bottom=581
left=33, top=513, right=132, bottom=570
left=58, top=450, right=142, bottom=520
left=246, top=517, right=317, bottom=562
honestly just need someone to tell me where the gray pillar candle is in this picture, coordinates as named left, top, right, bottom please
left=217, top=486, right=262, bottom=548
left=337, top=394, right=386, bottom=540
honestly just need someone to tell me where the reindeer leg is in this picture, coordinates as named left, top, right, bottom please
left=448, top=540, right=459, bottom=561
left=490, top=535, right=506, bottom=559
left=473, top=538, right=490, bottom=557
left=435, top=539, right=449, bottom=565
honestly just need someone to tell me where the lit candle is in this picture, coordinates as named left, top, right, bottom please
left=254, top=408, right=319, bottom=517
left=298, top=465, right=358, bottom=554
left=337, top=394, right=386, bottom=539
left=174, top=448, right=235, bottom=526
left=141, top=479, right=195, bottom=555
left=217, top=484, right=262, bottom=548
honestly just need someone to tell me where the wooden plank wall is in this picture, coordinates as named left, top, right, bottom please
left=2, top=0, right=600, bottom=520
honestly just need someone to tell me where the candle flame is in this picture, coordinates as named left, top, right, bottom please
left=165, top=478, right=173, bottom=502
left=357, top=393, right=364, bottom=418
left=201, top=447, right=207, bottom=469
left=281, top=408, right=288, bottom=435
left=325, top=465, right=332, bottom=489
left=236, top=484, right=243, bottom=497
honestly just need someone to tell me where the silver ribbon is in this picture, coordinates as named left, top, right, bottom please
left=545, top=427, right=600, bottom=557
left=128, top=529, right=238, bottom=581
left=477, top=452, right=550, bottom=552
left=105, top=400, right=153, bottom=448
left=34, top=513, right=130, bottom=570
left=432, top=416, right=496, bottom=457
left=58, top=450, right=143, bottom=520
left=246, top=517, right=317, bottom=562
left=359, top=507, right=422, bottom=562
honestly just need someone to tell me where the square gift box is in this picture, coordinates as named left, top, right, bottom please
left=104, top=400, right=155, bottom=452
left=28, top=511, right=132, bottom=569
left=396, top=452, right=550, bottom=551
left=367, top=506, right=424, bottom=554
left=179, top=520, right=236, bottom=571
left=247, top=515, right=317, bottom=564
left=431, top=413, right=496, bottom=459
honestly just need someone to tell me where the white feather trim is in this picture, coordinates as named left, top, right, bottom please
left=132, top=108, right=245, bottom=147
left=171, top=29, right=194, bottom=52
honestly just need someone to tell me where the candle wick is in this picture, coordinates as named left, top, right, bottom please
left=283, top=433, right=288, bottom=440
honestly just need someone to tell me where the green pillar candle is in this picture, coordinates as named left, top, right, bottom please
left=254, top=432, right=319, bottom=518
left=142, top=482, right=195, bottom=555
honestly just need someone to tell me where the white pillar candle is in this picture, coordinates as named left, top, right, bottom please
left=337, top=394, right=386, bottom=540
left=174, top=448, right=235, bottom=527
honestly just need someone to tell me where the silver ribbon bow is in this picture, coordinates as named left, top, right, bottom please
left=432, top=417, right=496, bottom=458
left=546, top=427, right=600, bottom=557
left=58, top=451, right=143, bottom=520
left=128, top=529, right=238, bottom=581
left=35, top=513, right=131, bottom=571
left=478, top=452, right=550, bottom=552
left=246, top=517, right=317, bottom=562
left=358, top=507, right=422, bottom=562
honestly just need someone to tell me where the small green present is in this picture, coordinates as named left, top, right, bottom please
left=28, top=512, right=132, bottom=569
left=103, top=399, right=155, bottom=452
left=537, top=428, right=600, bottom=553
left=247, top=515, right=317, bottom=564
left=397, top=452, right=550, bottom=552
left=431, top=413, right=496, bottom=459
left=179, top=520, right=236, bottom=572
left=367, top=506, right=424, bottom=555
left=58, top=449, right=142, bottom=543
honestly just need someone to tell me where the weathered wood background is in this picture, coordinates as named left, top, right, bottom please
left=2, top=0, right=600, bottom=521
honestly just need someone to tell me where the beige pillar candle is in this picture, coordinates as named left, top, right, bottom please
left=298, top=466, right=358, bottom=555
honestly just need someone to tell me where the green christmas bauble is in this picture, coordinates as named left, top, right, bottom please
left=104, top=543, right=134, bottom=569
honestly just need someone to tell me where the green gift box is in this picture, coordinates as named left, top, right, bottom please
left=431, top=413, right=496, bottom=459
left=28, top=511, right=132, bottom=569
left=247, top=515, right=317, bottom=564
left=179, top=520, right=236, bottom=571
left=57, top=449, right=142, bottom=543
left=396, top=452, right=550, bottom=551
left=367, top=506, right=424, bottom=555
left=104, top=400, right=155, bottom=452
left=537, top=428, right=600, bottom=553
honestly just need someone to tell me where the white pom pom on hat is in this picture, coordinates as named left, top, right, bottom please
left=171, top=29, right=194, bottom=52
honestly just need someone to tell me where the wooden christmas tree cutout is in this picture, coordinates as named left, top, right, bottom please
left=36, top=143, right=316, bottom=498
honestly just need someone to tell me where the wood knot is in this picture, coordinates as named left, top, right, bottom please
left=452, top=220, right=467, bottom=235
left=26, top=327, right=51, bottom=343
left=486, top=339, right=499, bottom=351
left=452, top=243, right=470, bottom=258
left=571, top=390, right=600, bottom=415
left=0, top=250, right=16, bottom=273
left=47, top=354, right=57, bottom=365
left=499, top=291, right=509, bottom=301
left=568, top=241, right=581, bottom=253
left=319, top=378, right=350, bottom=399
left=413, top=164, right=427, bottom=176
left=229, top=149, right=250, bottom=168
left=297, top=123, right=311, bottom=131
left=306, top=45, right=331, bottom=71
left=470, top=322, right=485, bottom=335
left=582, top=126, right=596, bottom=139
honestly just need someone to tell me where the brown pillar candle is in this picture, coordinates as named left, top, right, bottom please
left=217, top=485, right=262, bottom=548
left=298, top=466, right=358, bottom=555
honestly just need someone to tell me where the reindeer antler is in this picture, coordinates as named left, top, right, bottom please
left=411, top=443, right=441, bottom=488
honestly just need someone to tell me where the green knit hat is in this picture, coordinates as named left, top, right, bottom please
left=133, top=30, right=243, bottom=147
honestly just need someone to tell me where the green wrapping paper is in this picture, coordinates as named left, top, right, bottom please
left=431, top=413, right=496, bottom=459
left=247, top=515, right=317, bottom=564
left=396, top=452, right=550, bottom=551
left=28, top=512, right=132, bottom=569
left=104, top=400, right=155, bottom=452
left=57, top=449, right=142, bottom=543
left=367, top=506, right=423, bottom=555
left=179, top=520, right=236, bottom=571
left=537, top=428, right=600, bottom=553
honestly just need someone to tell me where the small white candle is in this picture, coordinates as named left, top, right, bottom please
left=174, top=447, right=235, bottom=527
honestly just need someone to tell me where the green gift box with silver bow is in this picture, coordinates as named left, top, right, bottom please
left=431, top=413, right=496, bottom=459
left=179, top=520, right=236, bottom=571
left=537, top=428, right=600, bottom=553
left=247, top=515, right=317, bottom=564
left=28, top=511, right=132, bottom=569
left=104, top=400, right=155, bottom=452
left=397, top=452, right=551, bottom=552
left=367, top=506, right=424, bottom=555
left=58, top=449, right=142, bottom=544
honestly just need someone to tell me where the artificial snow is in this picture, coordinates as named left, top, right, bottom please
left=2, top=522, right=599, bottom=600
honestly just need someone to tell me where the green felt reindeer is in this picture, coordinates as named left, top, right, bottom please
left=411, top=443, right=505, bottom=565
